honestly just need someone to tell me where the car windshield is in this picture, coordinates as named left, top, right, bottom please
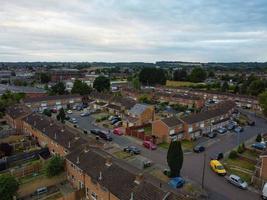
left=216, top=165, right=224, bottom=170
left=238, top=178, right=244, bottom=184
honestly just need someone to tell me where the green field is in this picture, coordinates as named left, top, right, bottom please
left=166, top=80, right=205, bottom=87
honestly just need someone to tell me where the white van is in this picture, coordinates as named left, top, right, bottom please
left=36, top=187, right=48, bottom=195
left=263, top=183, right=267, bottom=199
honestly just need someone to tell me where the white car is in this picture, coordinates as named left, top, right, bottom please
left=67, top=110, right=73, bottom=114
left=263, top=183, right=267, bottom=199
left=227, top=174, right=248, bottom=189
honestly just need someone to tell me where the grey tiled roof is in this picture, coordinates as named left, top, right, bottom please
left=129, top=103, right=149, bottom=116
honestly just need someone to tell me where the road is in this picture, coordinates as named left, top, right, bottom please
left=69, top=110, right=265, bottom=200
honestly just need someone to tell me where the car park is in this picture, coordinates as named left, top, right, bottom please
left=123, top=146, right=141, bottom=154
left=67, top=110, right=72, bottom=114
left=234, top=126, right=244, bottom=133
left=113, top=128, right=123, bottom=136
left=69, top=118, right=77, bottom=124
left=210, top=159, right=226, bottom=176
left=251, top=143, right=266, bottom=150
left=168, top=177, right=185, bottom=188
left=227, top=123, right=236, bottom=130
left=143, top=140, right=157, bottom=150
left=207, top=131, right=217, bottom=138
left=111, top=118, right=121, bottom=125
left=97, top=130, right=112, bottom=141
left=193, top=145, right=205, bottom=153
left=227, top=174, right=248, bottom=189
left=90, top=129, right=100, bottom=135
left=247, top=120, right=255, bottom=126
left=216, top=127, right=227, bottom=134
left=113, top=121, right=122, bottom=127
left=80, top=112, right=90, bottom=117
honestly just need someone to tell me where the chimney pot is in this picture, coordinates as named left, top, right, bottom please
left=134, top=173, right=143, bottom=185
left=105, top=156, right=112, bottom=167
left=76, top=156, right=80, bottom=164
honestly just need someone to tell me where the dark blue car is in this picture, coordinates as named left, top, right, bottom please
left=252, top=143, right=266, bottom=151
left=168, top=177, right=185, bottom=188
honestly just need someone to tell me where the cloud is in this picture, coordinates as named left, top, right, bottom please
left=0, top=0, right=267, bottom=62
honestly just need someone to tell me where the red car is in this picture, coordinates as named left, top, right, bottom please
left=143, top=140, right=157, bottom=150
left=113, top=128, right=123, bottom=136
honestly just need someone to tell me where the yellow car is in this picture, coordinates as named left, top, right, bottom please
left=210, top=160, right=226, bottom=176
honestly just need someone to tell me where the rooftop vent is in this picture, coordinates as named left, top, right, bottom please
left=98, top=171, right=102, bottom=181
left=105, top=156, right=112, bottom=167
left=76, top=156, right=80, bottom=164
left=134, top=173, right=143, bottom=185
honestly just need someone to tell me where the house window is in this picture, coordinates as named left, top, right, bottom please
left=91, top=192, right=98, bottom=200
left=169, top=129, right=175, bottom=135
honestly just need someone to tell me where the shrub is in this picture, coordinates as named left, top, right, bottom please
left=229, top=150, right=238, bottom=159
left=45, top=155, right=64, bottom=177
left=237, top=145, right=245, bottom=154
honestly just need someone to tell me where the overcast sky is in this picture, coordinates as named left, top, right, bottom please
left=1, top=0, right=267, bottom=62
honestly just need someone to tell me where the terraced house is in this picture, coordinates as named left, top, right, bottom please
left=66, top=146, right=183, bottom=200
left=22, top=113, right=87, bottom=156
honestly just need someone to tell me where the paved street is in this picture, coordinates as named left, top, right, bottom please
left=69, top=110, right=266, bottom=200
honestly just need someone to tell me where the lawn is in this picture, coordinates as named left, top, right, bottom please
left=158, top=140, right=194, bottom=152
left=149, top=169, right=169, bottom=183
left=158, top=142, right=169, bottom=149
left=113, top=151, right=133, bottom=160
left=242, top=149, right=260, bottom=160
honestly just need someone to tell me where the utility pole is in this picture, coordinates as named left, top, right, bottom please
left=201, top=152, right=206, bottom=189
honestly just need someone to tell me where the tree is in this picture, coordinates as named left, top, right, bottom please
left=221, top=81, right=229, bottom=92
left=93, top=76, right=110, bottom=92
left=259, top=92, right=267, bottom=116
left=173, top=69, right=187, bottom=81
left=138, top=94, right=152, bottom=104
left=57, top=108, right=66, bottom=123
left=256, top=134, right=262, bottom=142
left=229, top=150, right=238, bottom=159
left=45, top=155, right=64, bottom=177
left=248, top=80, right=265, bottom=96
left=233, top=84, right=240, bottom=94
left=139, top=67, right=166, bottom=85
left=167, top=140, right=183, bottom=177
left=39, top=73, right=51, bottom=84
left=0, top=143, right=12, bottom=157
left=50, top=82, right=67, bottom=95
left=71, top=80, right=92, bottom=95
left=189, top=67, right=207, bottom=83
left=42, top=109, right=52, bottom=117
left=0, top=174, right=19, bottom=200
left=132, top=77, right=141, bottom=90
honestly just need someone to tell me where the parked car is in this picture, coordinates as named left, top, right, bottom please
left=210, top=159, right=226, bottom=176
left=65, top=115, right=70, bottom=121
left=123, top=146, right=141, bottom=154
left=83, top=129, right=88, bottom=134
left=113, top=121, right=122, bottom=127
left=207, top=131, right=217, bottom=138
left=67, top=110, right=72, bottom=114
left=168, top=177, right=185, bottom=188
left=262, top=182, right=267, bottom=199
left=227, top=123, right=236, bottom=130
left=80, top=112, right=90, bottom=117
left=143, top=140, right=157, bottom=150
left=211, top=152, right=224, bottom=160
left=90, top=129, right=100, bottom=135
left=111, top=118, right=121, bottom=125
left=227, top=174, right=248, bottom=189
left=69, top=118, right=77, bottom=124
left=193, top=145, right=205, bottom=153
left=234, top=126, right=244, bottom=133
left=216, top=127, right=227, bottom=134
left=109, top=115, right=119, bottom=121
left=51, top=108, right=57, bottom=113
left=97, top=130, right=112, bottom=141
left=247, top=120, right=255, bottom=126
left=113, top=128, right=123, bottom=136
left=251, top=143, right=266, bottom=151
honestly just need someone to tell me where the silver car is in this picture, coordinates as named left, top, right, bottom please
left=227, top=174, right=248, bottom=189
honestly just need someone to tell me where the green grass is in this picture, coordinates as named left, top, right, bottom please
left=113, top=151, right=133, bottom=160
left=224, top=158, right=255, bottom=171
left=181, top=140, right=194, bottom=151
left=242, top=149, right=259, bottom=159
left=19, top=170, right=45, bottom=185
left=158, top=142, right=169, bottom=149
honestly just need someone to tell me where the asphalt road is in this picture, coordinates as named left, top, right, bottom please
left=69, top=110, right=266, bottom=200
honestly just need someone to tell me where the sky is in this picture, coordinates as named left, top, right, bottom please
left=0, top=0, right=267, bottom=62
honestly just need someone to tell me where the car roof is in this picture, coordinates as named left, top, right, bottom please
left=229, top=174, right=241, bottom=180
left=211, top=160, right=222, bottom=165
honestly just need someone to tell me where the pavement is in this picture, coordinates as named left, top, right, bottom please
left=68, top=109, right=266, bottom=200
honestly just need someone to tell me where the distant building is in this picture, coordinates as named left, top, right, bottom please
left=0, top=84, right=46, bottom=98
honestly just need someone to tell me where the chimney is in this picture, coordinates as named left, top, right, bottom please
left=105, top=156, right=112, bottom=167
left=54, top=133, right=57, bottom=140
left=84, top=145, right=89, bottom=153
left=130, top=192, right=134, bottom=200
left=76, top=156, right=80, bottom=164
left=98, top=171, right=102, bottom=181
left=34, top=121, right=36, bottom=126
left=134, top=173, right=143, bottom=185
left=68, top=141, right=71, bottom=148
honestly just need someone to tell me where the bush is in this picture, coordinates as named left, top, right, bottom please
left=237, top=144, right=245, bottom=154
left=229, top=150, right=238, bottom=159
left=256, top=134, right=262, bottom=142
left=45, top=156, right=64, bottom=177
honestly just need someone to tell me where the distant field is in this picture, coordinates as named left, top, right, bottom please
left=166, top=80, right=205, bottom=87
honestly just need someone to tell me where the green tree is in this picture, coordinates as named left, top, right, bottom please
left=42, top=109, right=52, bottom=117
left=45, top=156, right=64, bottom=177
left=93, top=76, right=110, bottom=92
left=139, top=67, right=166, bottom=85
left=50, top=82, right=67, bottom=95
left=256, top=134, right=262, bottom=142
left=0, top=174, right=19, bottom=200
left=71, top=80, right=92, bottom=95
left=57, top=108, right=66, bottom=123
left=39, top=73, right=51, bottom=84
left=173, top=69, right=187, bottom=81
left=248, top=80, right=265, bottom=96
left=229, top=150, right=238, bottom=159
left=167, top=140, right=183, bottom=177
left=132, top=77, right=141, bottom=90
left=138, top=94, right=152, bottom=104
left=259, top=91, right=267, bottom=116
left=189, top=67, right=207, bottom=83
left=221, top=81, right=229, bottom=92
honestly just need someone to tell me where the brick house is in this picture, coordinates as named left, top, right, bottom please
left=4, top=105, right=32, bottom=134
left=22, top=113, right=87, bottom=156
left=181, top=101, right=236, bottom=139
left=259, top=152, right=267, bottom=181
left=23, top=94, right=82, bottom=112
left=124, top=104, right=155, bottom=127
left=152, top=116, right=183, bottom=143
left=65, top=146, right=181, bottom=200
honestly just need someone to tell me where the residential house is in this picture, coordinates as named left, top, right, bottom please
left=152, top=116, right=184, bottom=143
left=22, top=113, right=87, bottom=156
left=65, top=146, right=183, bottom=200
left=4, top=105, right=32, bottom=134
left=124, top=104, right=155, bottom=127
